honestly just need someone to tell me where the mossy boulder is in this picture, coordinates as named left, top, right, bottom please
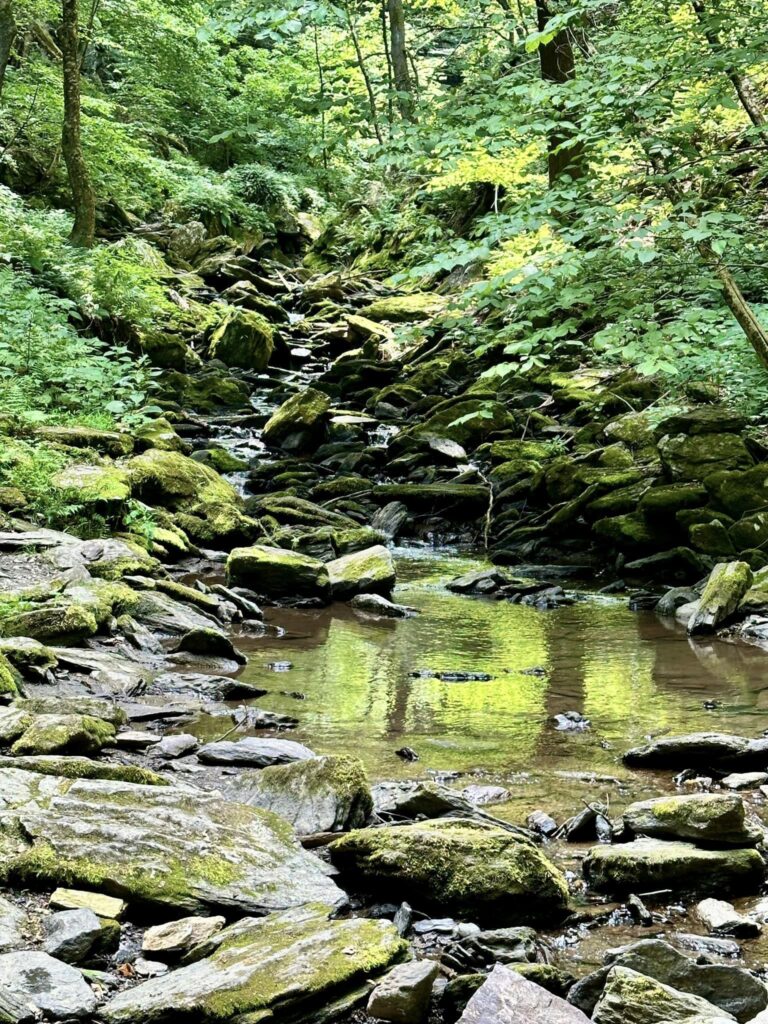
left=228, top=755, right=373, bottom=835
left=327, top=545, right=396, bottom=599
left=226, top=544, right=331, bottom=600
left=373, top=483, right=488, bottom=517
left=139, top=329, right=193, bottom=370
left=128, top=450, right=240, bottom=511
left=592, top=966, right=735, bottom=1024
left=208, top=308, right=274, bottom=371
left=0, top=705, right=30, bottom=742
left=11, top=714, right=115, bottom=756
left=658, top=433, right=753, bottom=482
left=730, top=512, right=768, bottom=552
left=360, top=292, right=445, bottom=323
left=163, top=370, right=250, bottom=413
left=687, top=561, right=753, bottom=635
left=623, top=793, right=759, bottom=847
left=262, top=388, right=331, bottom=454
left=739, top=566, right=768, bottom=612
left=706, top=465, right=768, bottom=516
left=689, top=519, right=735, bottom=555
left=34, top=426, right=134, bottom=457
left=584, top=838, right=764, bottom=896
left=654, top=406, right=747, bottom=437
left=16, top=697, right=126, bottom=727
left=639, top=483, right=709, bottom=517
left=413, top=399, right=516, bottom=446
left=602, top=410, right=659, bottom=450
left=592, top=513, right=659, bottom=549
left=101, top=905, right=407, bottom=1024
left=52, top=463, right=130, bottom=508
left=0, top=637, right=56, bottom=678
left=0, top=603, right=99, bottom=644
left=330, top=819, right=569, bottom=924
left=133, top=417, right=186, bottom=453
left=0, top=652, right=18, bottom=696
left=192, top=448, right=249, bottom=473
left=0, top=755, right=167, bottom=786
left=174, top=504, right=261, bottom=547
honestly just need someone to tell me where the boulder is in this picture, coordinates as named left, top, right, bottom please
left=128, top=450, right=239, bottom=511
left=584, top=839, right=764, bottom=896
left=225, top=755, right=372, bottom=835
left=0, top=769, right=342, bottom=915
left=262, top=388, right=331, bottom=453
left=592, top=966, right=735, bottom=1024
left=197, top=737, right=316, bottom=768
left=0, top=950, right=98, bottom=1020
left=696, top=898, right=761, bottom=938
left=360, top=293, right=445, bottom=323
left=330, top=819, right=569, bottom=924
left=622, top=794, right=759, bottom=847
left=658, top=433, right=752, bottom=482
left=0, top=895, right=26, bottom=952
left=34, top=425, right=134, bottom=457
left=457, top=963, right=590, bottom=1023
left=367, top=960, right=439, bottom=1024
left=43, top=908, right=103, bottom=964
left=52, top=463, right=130, bottom=508
left=226, top=544, right=330, bottom=600
left=655, top=407, right=747, bottom=437
left=142, top=915, right=226, bottom=958
left=11, top=714, right=115, bottom=756
left=0, top=755, right=167, bottom=785
left=173, top=627, right=246, bottom=665
left=623, top=733, right=767, bottom=770
left=327, top=545, right=396, bottom=599
left=208, top=308, right=274, bottom=371
left=443, top=927, right=538, bottom=972
left=101, top=905, right=407, bottom=1024
left=687, top=561, right=753, bottom=635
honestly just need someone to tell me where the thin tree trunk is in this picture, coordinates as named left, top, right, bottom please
left=0, top=0, right=15, bottom=100
left=313, top=27, right=328, bottom=170
left=345, top=4, right=383, bottom=144
left=691, top=0, right=767, bottom=133
left=61, top=0, right=96, bottom=246
left=381, top=0, right=394, bottom=128
left=387, top=0, right=414, bottom=120
left=535, top=0, right=584, bottom=186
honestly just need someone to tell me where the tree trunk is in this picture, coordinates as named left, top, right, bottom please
left=387, top=0, right=414, bottom=120
left=691, top=0, right=767, bottom=133
left=0, top=0, right=15, bottom=100
left=535, top=0, right=584, bottom=186
left=61, top=0, right=95, bottom=247
left=345, top=3, right=383, bottom=144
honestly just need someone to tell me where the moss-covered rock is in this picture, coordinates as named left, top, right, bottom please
left=133, top=417, right=186, bottom=453
left=208, top=308, right=274, bottom=371
left=639, top=483, right=709, bottom=517
left=592, top=513, right=658, bottom=549
left=584, top=838, right=763, bottom=896
left=374, top=483, right=489, bottom=517
left=730, top=512, right=768, bottom=552
left=689, top=519, right=735, bottom=555
left=262, top=388, right=331, bottom=454
left=327, top=545, right=396, bottom=599
left=413, top=399, right=516, bottom=446
left=654, top=406, right=748, bottom=437
left=52, top=463, right=130, bottom=508
left=602, top=410, right=659, bottom=450
left=0, top=652, right=19, bottom=696
left=0, top=705, right=32, bottom=742
left=687, top=560, right=753, bottom=635
left=623, top=793, right=758, bottom=846
left=360, top=293, right=445, bottom=322
left=0, top=755, right=168, bottom=785
left=0, top=603, right=99, bottom=644
left=592, top=965, right=734, bottom=1024
left=0, top=637, right=56, bottom=677
left=192, top=448, right=249, bottom=473
left=330, top=819, right=569, bottom=924
left=128, top=450, right=240, bottom=511
left=139, top=329, right=193, bottom=370
left=11, top=714, right=116, bottom=756
left=658, top=433, right=753, bottom=482
left=226, top=544, right=331, bottom=600
left=174, top=504, right=261, bottom=547
left=228, top=755, right=372, bottom=835
left=34, top=426, right=134, bottom=457
left=162, top=370, right=251, bottom=413
left=16, top=697, right=126, bottom=727
left=739, top=566, right=768, bottom=612
left=706, top=465, right=768, bottom=516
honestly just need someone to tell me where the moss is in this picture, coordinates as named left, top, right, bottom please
left=659, top=432, right=753, bottom=481
left=327, top=545, right=396, bottom=599
left=209, top=308, right=274, bottom=371
left=359, top=293, right=445, bottom=323
left=689, top=519, right=734, bottom=555
left=52, top=463, right=131, bottom=505
left=194, top=448, right=250, bottom=473
left=412, top=398, right=516, bottom=446
left=592, top=513, right=658, bottom=548
left=34, top=425, right=134, bottom=457
left=155, top=579, right=221, bottom=614
left=174, top=503, right=261, bottom=546
left=0, top=653, right=19, bottom=696
left=0, top=602, right=99, bottom=643
left=128, top=449, right=240, bottom=511
left=0, top=755, right=168, bottom=785
left=227, top=544, right=331, bottom=599
left=262, top=388, right=331, bottom=453
left=11, top=714, right=116, bottom=756
left=133, top=417, right=186, bottom=453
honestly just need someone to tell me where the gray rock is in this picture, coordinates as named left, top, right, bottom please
left=349, top=593, right=416, bottom=618
left=458, top=963, right=590, bottom=1023
left=133, top=958, right=169, bottom=977
left=721, top=772, right=768, bottom=791
left=197, top=737, right=315, bottom=767
left=624, top=733, right=768, bottom=770
left=0, top=896, right=27, bottom=953
left=373, top=780, right=475, bottom=819
left=132, top=591, right=221, bottom=635
left=367, top=960, right=438, bottom=1024
left=43, top=909, right=103, bottom=964
left=142, top=915, right=225, bottom=957
left=462, top=785, right=510, bottom=806
left=173, top=627, right=246, bottom=665
left=101, top=905, right=406, bottom=1024
left=696, top=898, right=761, bottom=938
left=154, top=733, right=199, bottom=759
left=0, top=950, right=98, bottom=1020
left=113, top=730, right=161, bottom=750
left=592, top=966, right=735, bottom=1024
left=225, top=755, right=372, bottom=835
left=0, top=768, right=342, bottom=916
left=623, top=793, right=759, bottom=846
left=568, top=938, right=766, bottom=1020
left=443, top=927, right=538, bottom=973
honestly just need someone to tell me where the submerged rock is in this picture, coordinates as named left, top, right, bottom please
left=101, top=905, right=407, bottom=1023
left=226, top=755, right=372, bottom=834
left=457, top=963, right=589, bottom=1023
left=584, top=839, right=764, bottom=896
left=622, top=793, right=759, bottom=847
left=330, top=819, right=569, bottom=924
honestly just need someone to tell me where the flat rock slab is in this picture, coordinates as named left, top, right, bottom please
left=624, top=733, right=768, bottom=771
left=584, top=839, right=764, bottom=896
left=0, top=895, right=27, bottom=953
left=0, top=768, right=342, bottom=916
left=102, top=905, right=407, bottom=1023
left=592, top=966, right=735, bottom=1024
left=0, top=950, right=98, bottom=1020
left=198, top=737, right=315, bottom=767
left=458, top=963, right=590, bottom=1023
left=622, top=793, right=759, bottom=846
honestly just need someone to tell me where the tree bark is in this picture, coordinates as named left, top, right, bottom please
left=61, top=0, right=95, bottom=246
left=345, top=3, right=383, bottom=144
left=535, top=0, right=584, bottom=186
left=387, top=0, right=414, bottom=120
left=0, top=0, right=15, bottom=100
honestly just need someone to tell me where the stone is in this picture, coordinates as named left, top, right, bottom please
left=360, top=293, right=445, bottom=322
left=721, top=772, right=768, bottom=790
left=457, top=963, right=590, bottom=1024
left=0, top=637, right=57, bottom=679
left=208, top=308, right=274, bottom=371
left=623, top=733, right=768, bottom=770
left=655, top=407, right=747, bottom=437
left=11, top=714, right=115, bottom=756
left=349, top=593, right=415, bottom=618
left=327, top=545, right=396, bottom=599
left=622, top=793, right=759, bottom=847
left=50, top=889, right=126, bottom=920
left=226, top=544, right=331, bottom=600
left=128, top=449, right=239, bottom=511
left=0, top=755, right=170, bottom=786
left=687, top=562, right=753, bottom=635
left=132, top=590, right=221, bottom=635
left=154, top=734, right=199, bottom=759
left=262, top=387, right=331, bottom=453
left=584, top=839, right=764, bottom=896
left=443, top=927, right=538, bottom=972
left=696, top=898, right=761, bottom=937
left=591, top=966, right=736, bottom=1024
left=0, top=706, right=32, bottom=744
left=34, top=424, right=134, bottom=457
left=142, top=915, right=226, bottom=958
left=0, top=950, right=98, bottom=1020
left=330, top=819, right=569, bottom=924
left=226, top=755, right=372, bottom=835
left=658, top=432, right=752, bottom=482
left=0, top=896, right=26, bottom=952
left=113, top=730, right=161, bottom=750
left=367, top=960, right=439, bottom=1024
left=197, top=738, right=316, bottom=768
left=101, top=905, right=407, bottom=1024
left=173, top=627, right=246, bottom=664
left=43, top=908, right=103, bottom=963
left=52, top=463, right=131, bottom=506
left=373, top=781, right=475, bottom=820
left=568, top=938, right=767, bottom=1020
left=0, top=770, right=342, bottom=916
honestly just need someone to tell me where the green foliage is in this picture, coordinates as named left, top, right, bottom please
left=0, top=441, right=83, bottom=527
